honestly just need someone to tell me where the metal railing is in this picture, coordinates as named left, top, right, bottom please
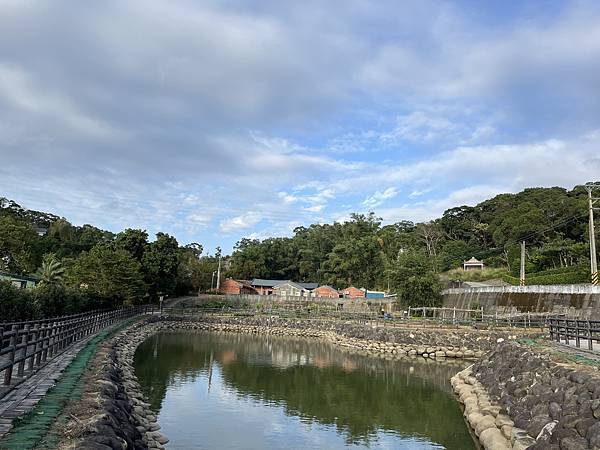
left=548, top=317, right=600, bottom=352
left=0, top=305, right=154, bottom=389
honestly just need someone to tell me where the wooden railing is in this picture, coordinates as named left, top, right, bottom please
left=0, top=305, right=154, bottom=389
left=548, top=317, right=600, bottom=351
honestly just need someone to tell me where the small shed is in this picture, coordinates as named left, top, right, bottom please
left=463, top=257, right=484, bottom=271
left=218, top=278, right=258, bottom=295
left=273, top=281, right=311, bottom=298
left=341, top=286, right=365, bottom=299
left=250, top=279, right=289, bottom=295
left=314, top=285, right=340, bottom=298
left=0, top=272, right=39, bottom=289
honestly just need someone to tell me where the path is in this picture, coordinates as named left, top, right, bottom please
left=0, top=335, right=93, bottom=438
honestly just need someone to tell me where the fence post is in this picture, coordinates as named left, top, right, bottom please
left=28, top=323, right=39, bottom=372
left=41, top=323, right=49, bottom=362
left=3, top=325, right=19, bottom=386
left=587, top=320, right=593, bottom=351
left=17, top=324, right=30, bottom=377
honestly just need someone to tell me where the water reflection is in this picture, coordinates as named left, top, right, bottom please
left=134, top=331, right=475, bottom=450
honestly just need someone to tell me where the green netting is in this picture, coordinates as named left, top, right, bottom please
left=0, top=319, right=138, bottom=450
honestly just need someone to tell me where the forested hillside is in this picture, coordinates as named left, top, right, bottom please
left=229, top=185, right=596, bottom=303
left=0, top=197, right=214, bottom=320
left=0, top=184, right=596, bottom=320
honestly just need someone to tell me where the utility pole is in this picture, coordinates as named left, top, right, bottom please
left=215, top=246, right=222, bottom=291
left=586, top=185, right=599, bottom=285
left=519, top=241, right=526, bottom=286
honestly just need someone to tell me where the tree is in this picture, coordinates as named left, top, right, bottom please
left=388, top=249, right=441, bottom=307
left=115, top=229, right=149, bottom=262
left=416, top=222, right=444, bottom=259
left=68, top=244, right=146, bottom=305
left=142, top=233, right=180, bottom=296
left=36, top=254, right=65, bottom=287
left=0, top=215, right=39, bottom=273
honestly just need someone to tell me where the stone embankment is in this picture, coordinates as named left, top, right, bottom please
left=57, top=320, right=169, bottom=450
left=195, top=315, right=535, bottom=356
left=57, top=315, right=543, bottom=449
left=453, top=343, right=600, bottom=450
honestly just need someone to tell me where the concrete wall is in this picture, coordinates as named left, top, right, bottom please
left=442, top=285, right=600, bottom=319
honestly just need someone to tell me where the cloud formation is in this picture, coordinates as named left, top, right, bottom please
left=1, top=0, right=599, bottom=251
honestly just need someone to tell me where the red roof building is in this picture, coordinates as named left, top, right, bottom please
left=314, top=285, right=340, bottom=299
left=218, top=278, right=258, bottom=295
left=341, top=286, right=365, bottom=298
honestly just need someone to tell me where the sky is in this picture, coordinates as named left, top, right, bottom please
left=1, top=0, right=600, bottom=254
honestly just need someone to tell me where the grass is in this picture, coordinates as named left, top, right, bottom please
left=442, top=267, right=509, bottom=282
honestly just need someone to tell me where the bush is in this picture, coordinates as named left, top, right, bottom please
left=0, top=281, right=38, bottom=321
left=502, top=269, right=589, bottom=286
left=397, top=273, right=441, bottom=308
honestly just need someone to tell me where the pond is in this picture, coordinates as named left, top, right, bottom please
left=134, top=331, right=476, bottom=450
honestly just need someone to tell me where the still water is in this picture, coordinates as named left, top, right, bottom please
left=134, top=332, right=475, bottom=450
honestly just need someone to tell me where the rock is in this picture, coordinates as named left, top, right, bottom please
left=587, top=421, right=600, bottom=448
left=479, top=427, right=511, bottom=450
left=549, top=401, right=562, bottom=420
left=474, top=415, right=497, bottom=437
left=560, top=436, right=589, bottom=450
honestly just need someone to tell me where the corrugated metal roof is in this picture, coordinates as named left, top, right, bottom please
left=250, top=278, right=289, bottom=287
left=297, top=282, right=318, bottom=290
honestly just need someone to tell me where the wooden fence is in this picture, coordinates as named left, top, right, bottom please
left=548, top=317, right=600, bottom=352
left=0, top=305, right=153, bottom=389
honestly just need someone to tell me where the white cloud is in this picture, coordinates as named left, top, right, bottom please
left=362, top=187, right=398, bottom=209
left=219, top=212, right=262, bottom=233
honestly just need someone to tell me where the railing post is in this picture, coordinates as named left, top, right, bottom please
left=41, top=323, right=49, bottom=362
left=587, top=320, right=593, bottom=351
left=28, top=323, right=39, bottom=372
left=35, top=324, right=44, bottom=367
left=17, top=324, right=30, bottom=377
left=3, top=325, right=19, bottom=386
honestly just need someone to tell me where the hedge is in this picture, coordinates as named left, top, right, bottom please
left=502, top=271, right=590, bottom=286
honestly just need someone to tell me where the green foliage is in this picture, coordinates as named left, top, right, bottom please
left=68, top=244, right=146, bottom=305
left=443, top=267, right=508, bottom=282
left=502, top=265, right=589, bottom=286
left=36, top=254, right=65, bottom=287
left=142, top=232, right=180, bottom=296
left=387, top=249, right=441, bottom=307
left=0, top=281, right=39, bottom=321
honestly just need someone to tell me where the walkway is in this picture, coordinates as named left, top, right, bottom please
left=0, top=336, right=92, bottom=438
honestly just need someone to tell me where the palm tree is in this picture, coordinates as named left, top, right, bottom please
left=37, top=254, right=65, bottom=287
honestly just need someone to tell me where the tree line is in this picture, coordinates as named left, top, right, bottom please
left=228, top=185, right=596, bottom=305
left=1, top=184, right=596, bottom=319
left=0, top=197, right=218, bottom=320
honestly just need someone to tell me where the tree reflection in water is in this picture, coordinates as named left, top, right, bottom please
left=134, top=331, right=475, bottom=450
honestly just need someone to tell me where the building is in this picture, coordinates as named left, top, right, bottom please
left=0, top=272, right=39, bottom=289
left=297, top=282, right=318, bottom=291
left=218, top=278, right=258, bottom=295
left=250, top=279, right=289, bottom=295
left=313, top=285, right=340, bottom=298
left=341, top=286, right=365, bottom=298
left=273, top=281, right=313, bottom=298
left=364, top=290, right=385, bottom=299
left=463, top=257, right=485, bottom=271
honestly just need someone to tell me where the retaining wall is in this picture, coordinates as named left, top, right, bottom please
left=453, top=343, right=600, bottom=450
left=443, top=286, right=600, bottom=320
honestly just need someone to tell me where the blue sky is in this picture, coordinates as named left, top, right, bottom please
left=1, top=0, right=600, bottom=254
